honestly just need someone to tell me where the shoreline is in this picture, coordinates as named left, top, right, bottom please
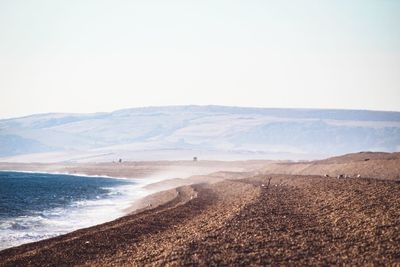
left=0, top=165, right=243, bottom=251
left=0, top=161, right=267, bottom=251
left=0, top=171, right=168, bottom=251
left=0, top=163, right=242, bottom=251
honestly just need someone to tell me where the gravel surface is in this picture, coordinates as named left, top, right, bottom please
left=1, top=174, right=399, bottom=266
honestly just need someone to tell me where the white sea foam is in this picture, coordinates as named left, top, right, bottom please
left=0, top=176, right=155, bottom=251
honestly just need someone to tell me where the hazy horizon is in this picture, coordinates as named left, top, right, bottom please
left=1, top=105, right=399, bottom=163
left=2, top=104, right=400, bottom=121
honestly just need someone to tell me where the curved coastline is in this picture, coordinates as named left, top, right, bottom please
left=0, top=171, right=161, bottom=251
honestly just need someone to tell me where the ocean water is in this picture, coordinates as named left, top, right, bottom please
left=0, top=171, right=149, bottom=251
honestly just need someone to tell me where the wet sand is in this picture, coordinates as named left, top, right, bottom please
left=0, top=153, right=399, bottom=266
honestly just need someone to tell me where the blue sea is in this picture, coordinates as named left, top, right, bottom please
left=0, top=171, right=149, bottom=250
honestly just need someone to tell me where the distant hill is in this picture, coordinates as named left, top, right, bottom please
left=0, top=106, right=399, bottom=162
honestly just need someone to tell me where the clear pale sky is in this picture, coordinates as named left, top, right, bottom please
left=1, top=0, right=399, bottom=119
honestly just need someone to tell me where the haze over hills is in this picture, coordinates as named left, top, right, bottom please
left=0, top=105, right=399, bottom=162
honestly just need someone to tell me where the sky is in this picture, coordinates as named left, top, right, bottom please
left=0, top=0, right=399, bottom=119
